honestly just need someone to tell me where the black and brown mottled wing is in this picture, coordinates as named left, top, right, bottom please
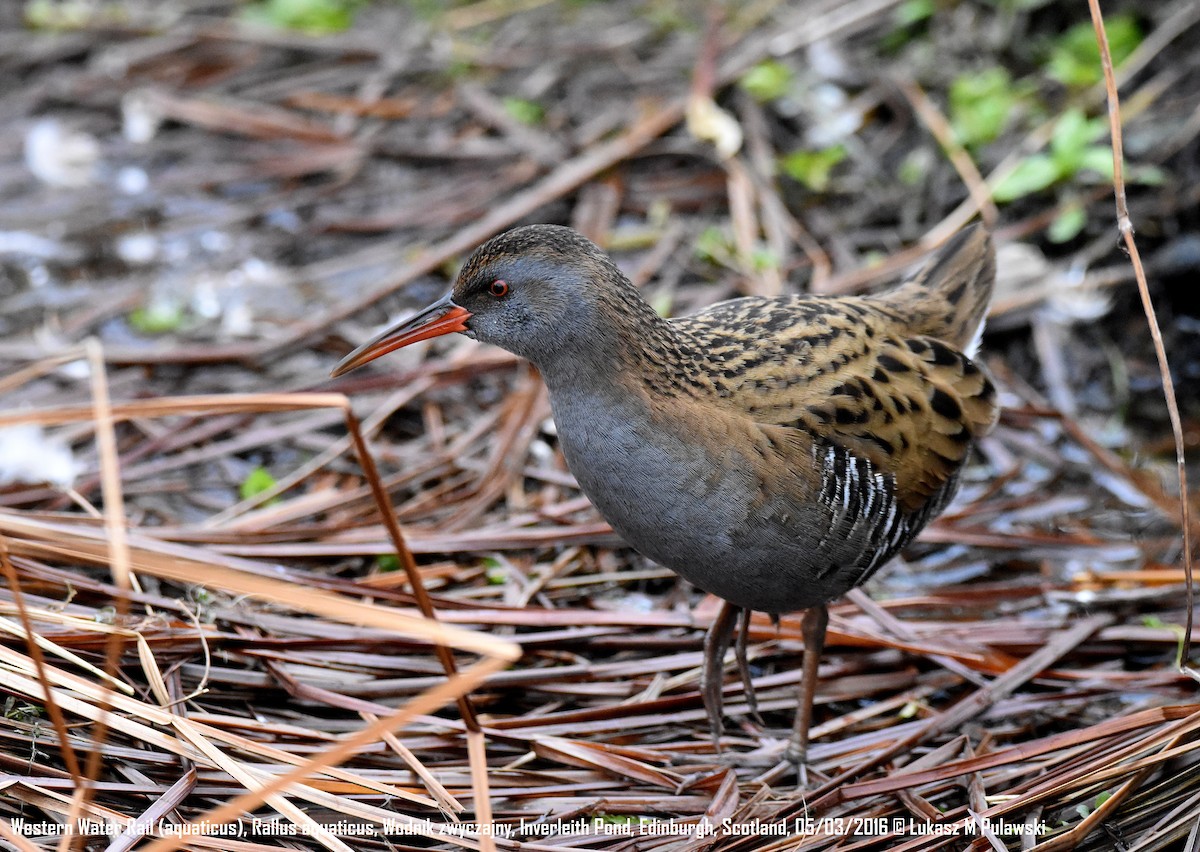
left=789, top=328, right=997, bottom=513
left=670, top=226, right=997, bottom=515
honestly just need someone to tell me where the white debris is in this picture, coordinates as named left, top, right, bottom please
left=686, top=95, right=743, bottom=159
left=121, top=90, right=164, bottom=144
left=0, top=424, right=79, bottom=487
left=24, top=118, right=99, bottom=187
left=115, top=232, right=159, bottom=265
left=117, top=166, right=149, bottom=195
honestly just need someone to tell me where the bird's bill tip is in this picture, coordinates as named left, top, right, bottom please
left=331, top=296, right=471, bottom=378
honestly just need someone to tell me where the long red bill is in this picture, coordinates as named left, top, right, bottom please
left=331, top=294, right=472, bottom=377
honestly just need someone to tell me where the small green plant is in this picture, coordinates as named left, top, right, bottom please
left=129, top=302, right=184, bottom=334
left=693, top=226, right=775, bottom=278
left=188, top=586, right=216, bottom=623
left=1075, top=790, right=1113, bottom=820
left=739, top=60, right=793, bottom=102
left=780, top=145, right=846, bottom=192
left=993, top=108, right=1111, bottom=202
left=694, top=226, right=735, bottom=266
left=649, top=291, right=674, bottom=318
left=949, top=68, right=1027, bottom=149
left=483, top=557, right=507, bottom=585
left=4, top=697, right=43, bottom=722
left=25, top=0, right=129, bottom=28
left=749, top=246, right=780, bottom=274
left=240, top=466, right=280, bottom=503
left=374, top=554, right=401, bottom=572
left=1047, top=15, right=1142, bottom=88
left=895, top=0, right=934, bottom=26
left=241, top=0, right=362, bottom=34
left=1142, top=615, right=1187, bottom=667
left=1047, top=201, right=1087, bottom=244
left=502, top=97, right=544, bottom=126
left=881, top=0, right=934, bottom=51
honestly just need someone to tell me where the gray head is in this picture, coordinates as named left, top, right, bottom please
left=332, top=225, right=661, bottom=377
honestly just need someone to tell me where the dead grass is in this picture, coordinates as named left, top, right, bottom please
left=1, top=1, right=1198, bottom=849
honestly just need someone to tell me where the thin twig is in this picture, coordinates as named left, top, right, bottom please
left=1086, top=0, right=1196, bottom=677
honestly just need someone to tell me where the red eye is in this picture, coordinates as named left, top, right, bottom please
left=488, top=279, right=509, bottom=297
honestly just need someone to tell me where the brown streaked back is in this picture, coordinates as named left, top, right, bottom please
left=669, top=226, right=998, bottom=514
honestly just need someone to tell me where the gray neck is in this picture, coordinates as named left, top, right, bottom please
left=536, top=320, right=689, bottom=412
left=534, top=280, right=689, bottom=394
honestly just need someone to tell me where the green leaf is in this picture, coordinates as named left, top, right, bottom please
left=739, top=60, right=793, bottom=102
left=881, top=0, right=933, bottom=50
left=3, top=698, right=44, bottom=721
left=24, top=0, right=99, bottom=29
left=949, top=68, right=1018, bottom=148
left=992, top=154, right=1062, bottom=201
left=242, top=0, right=359, bottom=34
left=1048, top=203, right=1086, bottom=243
left=1106, top=17, right=1143, bottom=64
left=1049, top=108, right=1105, bottom=164
left=694, top=226, right=733, bottom=264
left=780, top=145, right=847, bottom=192
left=1076, top=145, right=1116, bottom=179
left=129, top=302, right=184, bottom=334
left=483, top=557, right=507, bottom=585
left=649, top=291, right=674, bottom=317
left=894, top=0, right=935, bottom=27
left=750, top=246, right=779, bottom=273
left=240, top=466, right=278, bottom=502
left=375, top=554, right=401, bottom=572
left=502, top=97, right=544, bottom=125
left=485, top=566, right=507, bottom=584
left=898, top=149, right=931, bottom=186
left=1047, top=16, right=1142, bottom=88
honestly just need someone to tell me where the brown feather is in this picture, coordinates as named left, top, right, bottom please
left=669, top=227, right=997, bottom=513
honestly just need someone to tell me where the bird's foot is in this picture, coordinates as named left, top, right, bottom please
left=783, top=739, right=811, bottom=788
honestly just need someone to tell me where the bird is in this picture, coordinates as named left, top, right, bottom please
left=333, top=223, right=998, bottom=774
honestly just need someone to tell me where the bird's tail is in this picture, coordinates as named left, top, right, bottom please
left=879, top=225, right=995, bottom=354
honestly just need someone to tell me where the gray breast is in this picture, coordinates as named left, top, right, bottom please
left=547, top=386, right=897, bottom=613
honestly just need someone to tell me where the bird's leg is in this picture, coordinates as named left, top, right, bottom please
left=734, top=607, right=761, bottom=724
left=702, top=600, right=740, bottom=752
left=786, top=603, right=829, bottom=779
